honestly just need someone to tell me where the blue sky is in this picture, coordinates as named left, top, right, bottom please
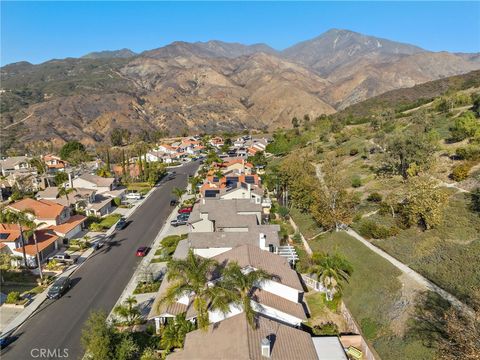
left=1, top=1, right=479, bottom=65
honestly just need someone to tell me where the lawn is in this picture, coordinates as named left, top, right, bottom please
left=289, top=207, right=321, bottom=239
left=308, top=231, right=437, bottom=360
left=127, top=182, right=152, bottom=195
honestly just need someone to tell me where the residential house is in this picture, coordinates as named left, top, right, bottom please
left=146, top=151, right=163, bottom=163
left=188, top=198, right=263, bottom=233
left=43, top=154, right=67, bottom=173
left=220, top=158, right=254, bottom=175
left=71, top=174, right=116, bottom=194
left=0, top=156, right=31, bottom=176
left=209, top=137, right=224, bottom=148
left=165, top=313, right=320, bottom=360
left=157, top=144, right=179, bottom=155
left=0, top=223, right=62, bottom=265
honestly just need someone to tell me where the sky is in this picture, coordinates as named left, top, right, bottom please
left=1, top=1, right=479, bottom=65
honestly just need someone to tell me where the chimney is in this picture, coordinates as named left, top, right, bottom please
left=68, top=172, right=73, bottom=189
left=259, top=233, right=266, bottom=249
left=261, top=337, right=271, bottom=358
left=202, top=198, right=206, bottom=205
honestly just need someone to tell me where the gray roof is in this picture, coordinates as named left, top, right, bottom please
left=78, top=174, right=114, bottom=187
left=87, top=195, right=112, bottom=211
left=167, top=313, right=319, bottom=360
left=0, top=156, right=30, bottom=170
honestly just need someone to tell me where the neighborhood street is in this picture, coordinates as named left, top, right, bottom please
left=1, top=161, right=199, bottom=360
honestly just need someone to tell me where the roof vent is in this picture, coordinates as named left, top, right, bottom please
left=261, top=337, right=271, bottom=358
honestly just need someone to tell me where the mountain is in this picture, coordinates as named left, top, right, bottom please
left=82, top=48, right=137, bottom=59
left=1, top=29, right=479, bottom=151
left=142, top=40, right=277, bottom=59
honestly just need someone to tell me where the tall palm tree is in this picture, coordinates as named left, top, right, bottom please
left=0, top=209, right=31, bottom=268
left=309, top=252, right=353, bottom=301
left=113, top=296, right=141, bottom=326
left=159, top=250, right=230, bottom=330
left=58, top=186, right=77, bottom=207
left=218, top=262, right=272, bottom=328
left=172, top=187, right=186, bottom=201
left=23, top=218, right=46, bottom=280
left=160, top=313, right=195, bottom=352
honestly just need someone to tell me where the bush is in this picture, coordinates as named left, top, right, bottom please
left=291, top=232, right=302, bottom=244
left=455, top=146, right=480, bottom=161
left=358, top=220, right=398, bottom=239
left=450, top=163, right=472, bottom=181
left=312, top=321, right=339, bottom=336
left=349, top=148, right=359, bottom=156
left=367, top=192, right=383, bottom=203
left=89, top=223, right=104, bottom=232
left=113, top=197, right=122, bottom=207
left=351, top=176, right=362, bottom=188
left=133, top=281, right=161, bottom=294
left=5, top=291, right=21, bottom=304
left=277, top=206, right=290, bottom=219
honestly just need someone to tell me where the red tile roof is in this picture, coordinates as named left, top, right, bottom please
left=8, top=198, right=67, bottom=220
left=0, top=223, right=22, bottom=242
left=13, top=229, right=59, bottom=256
left=50, top=215, right=86, bottom=235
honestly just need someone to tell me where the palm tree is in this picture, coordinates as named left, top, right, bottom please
left=23, top=218, right=46, bottom=280
left=172, top=187, right=186, bottom=201
left=113, top=296, right=141, bottom=326
left=0, top=209, right=31, bottom=268
left=218, top=262, right=272, bottom=328
left=159, top=250, right=230, bottom=330
left=160, top=313, right=195, bottom=352
left=309, top=252, right=353, bottom=301
left=57, top=186, right=77, bottom=207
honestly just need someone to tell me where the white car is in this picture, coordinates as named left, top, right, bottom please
left=126, top=192, right=142, bottom=200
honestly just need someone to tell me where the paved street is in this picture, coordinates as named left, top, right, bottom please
left=1, top=161, right=199, bottom=360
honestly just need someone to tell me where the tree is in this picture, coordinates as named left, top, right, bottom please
left=160, top=313, right=195, bottom=352
left=472, top=94, right=480, bottom=117
left=113, top=296, right=141, bottom=326
left=471, top=188, right=480, bottom=213
left=58, top=187, right=77, bottom=207
left=402, top=177, right=449, bottom=230
left=110, top=128, right=131, bottom=146
left=96, top=166, right=112, bottom=178
left=54, top=172, right=68, bottom=186
left=115, top=335, right=139, bottom=360
left=247, top=152, right=267, bottom=168
left=291, top=117, right=299, bottom=128
left=172, top=187, right=186, bottom=201
left=60, top=141, right=85, bottom=160
left=384, top=132, right=437, bottom=179
left=159, top=250, right=229, bottom=330
left=67, top=149, right=89, bottom=166
left=81, top=310, right=116, bottom=360
left=218, top=262, right=272, bottom=328
left=309, top=252, right=353, bottom=301
left=449, top=111, right=480, bottom=142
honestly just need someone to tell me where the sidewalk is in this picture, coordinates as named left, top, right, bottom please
left=0, top=182, right=162, bottom=337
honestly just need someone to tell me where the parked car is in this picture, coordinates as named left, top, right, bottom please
left=178, top=206, right=193, bottom=214
left=47, top=277, right=71, bottom=299
left=48, top=253, right=75, bottom=264
left=126, top=192, right=142, bottom=200
left=0, top=331, right=17, bottom=349
left=170, top=219, right=187, bottom=227
left=115, top=218, right=127, bottom=230
left=177, top=213, right=189, bottom=221
left=166, top=173, right=176, bottom=180
left=136, top=247, right=150, bottom=257
left=170, top=199, right=179, bottom=206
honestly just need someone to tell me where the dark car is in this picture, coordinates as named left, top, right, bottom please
left=170, top=199, right=179, bottom=206
left=0, top=331, right=17, bottom=349
left=177, top=213, right=189, bottom=220
left=136, top=247, right=150, bottom=257
left=178, top=206, right=193, bottom=214
left=170, top=219, right=187, bottom=227
left=47, top=277, right=71, bottom=299
left=115, top=218, right=127, bottom=230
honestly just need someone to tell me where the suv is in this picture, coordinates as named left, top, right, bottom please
left=170, top=199, right=179, bottom=206
left=170, top=219, right=187, bottom=227
left=48, top=253, right=74, bottom=264
left=177, top=213, right=189, bottom=221
left=47, top=277, right=71, bottom=299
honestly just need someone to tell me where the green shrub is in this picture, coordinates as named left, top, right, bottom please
left=89, top=223, right=104, bottom=232
left=360, top=317, right=382, bottom=341
left=351, top=176, right=362, bottom=188
left=113, top=197, right=122, bottom=207
left=367, top=192, right=383, bottom=202
left=5, top=291, right=21, bottom=304
left=291, top=232, right=302, bottom=244
left=358, top=220, right=397, bottom=239
left=277, top=206, right=290, bottom=219
left=450, top=163, right=472, bottom=181
left=455, top=146, right=480, bottom=161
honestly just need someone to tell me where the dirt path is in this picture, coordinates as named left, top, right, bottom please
left=3, top=113, right=33, bottom=130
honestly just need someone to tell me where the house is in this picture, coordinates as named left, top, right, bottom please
left=174, top=225, right=280, bottom=259
left=186, top=145, right=205, bottom=155
left=43, top=154, right=67, bottom=173
left=85, top=195, right=113, bottom=217
left=220, top=158, right=254, bottom=174
left=47, top=214, right=87, bottom=241
left=157, top=144, right=179, bottom=154
left=0, top=223, right=62, bottom=266
left=36, top=186, right=96, bottom=210
left=165, top=313, right=320, bottom=360
left=112, top=163, right=141, bottom=179
left=4, top=171, right=42, bottom=192
left=71, top=174, right=116, bottom=194
left=209, top=137, right=224, bottom=148
left=7, top=198, right=70, bottom=227
left=188, top=198, right=263, bottom=233
left=0, top=156, right=31, bottom=176
left=146, top=151, right=164, bottom=163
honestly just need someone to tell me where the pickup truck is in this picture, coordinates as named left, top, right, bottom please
left=48, top=253, right=76, bottom=264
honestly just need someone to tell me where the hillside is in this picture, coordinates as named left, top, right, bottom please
left=1, top=29, right=479, bottom=152
left=264, top=78, right=480, bottom=360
